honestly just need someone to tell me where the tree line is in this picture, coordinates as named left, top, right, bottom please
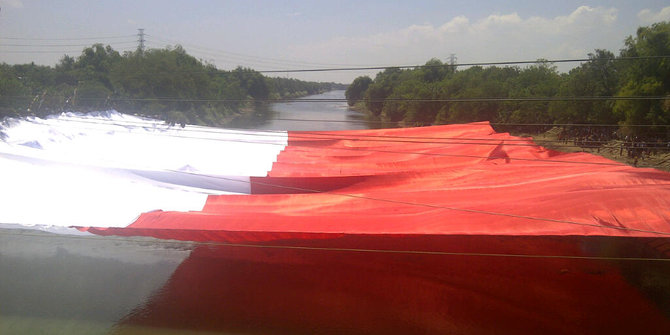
left=346, top=21, right=670, bottom=140
left=0, top=45, right=345, bottom=126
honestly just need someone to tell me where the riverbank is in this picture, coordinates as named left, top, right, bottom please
left=528, top=127, right=670, bottom=172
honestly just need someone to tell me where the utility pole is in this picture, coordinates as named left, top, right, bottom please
left=137, top=28, right=145, bottom=53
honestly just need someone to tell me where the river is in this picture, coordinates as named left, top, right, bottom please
left=233, top=89, right=372, bottom=131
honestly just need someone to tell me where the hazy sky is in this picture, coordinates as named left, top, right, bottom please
left=1, top=0, right=669, bottom=83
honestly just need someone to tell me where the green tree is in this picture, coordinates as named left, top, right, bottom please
left=549, top=50, right=620, bottom=125
left=500, top=61, right=560, bottom=131
left=0, top=64, right=31, bottom=117
left=614, top=22, right=670, bottom=138
left=345, top=76, right=372, bottom=106
left=231, top=67, right=270, bottom=100
left=364, top=68, right=404, bottom=116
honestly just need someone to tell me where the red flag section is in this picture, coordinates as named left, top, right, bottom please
left=80, top=122, right=670, bottom=334
left=82, top=122, right=670, bottom=242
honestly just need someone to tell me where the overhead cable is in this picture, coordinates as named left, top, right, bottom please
left=19, top=116, right=670, bottom=152
left=1, top=230, right=668, bottom=262
left=0, top=41, right=138, bottom=48
left=256, top=55, right=670, bottom=73
left=147, top=34, right=393, bottom=68
left=164, top=170, right=670, bottom=237
left=3, top=94, right=669, bottom=103
left=0, top=35, right=137, bottom=41
left=5, top=116, right=653, bottom=166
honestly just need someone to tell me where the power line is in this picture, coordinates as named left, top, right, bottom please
left=0, top=41, right=138, bottom=47
left=0, top=50, right=93, bottom=54
left=23, top=115, right=670, bottom=150
left=4, top=118, right=670, bottom=237
left=160, top=170, right=670, bottom=237
left=0, top=35, right=137, bottom=41
left=2, top=229, right=668, bottom=262
left=3, top=32, right=670, bottom=74
left=3, top=94, right=669, bottom=103
left=147, top=34, right=396, bottom=69
left=0, top=133, right=663, bottom=236
left=0, top=49, right=138, bottom=55
left=268, top=117, right=670, bottom=128
left=5, top=115, right=652, bottom=166
left=256, top=55, right=670, bottom=73
left=142, top=34, right=670, bottom=74
left=11, top=110, right=670, bottom=130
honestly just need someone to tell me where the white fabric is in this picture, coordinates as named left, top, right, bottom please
left=0, top=111, right=288, bottom=228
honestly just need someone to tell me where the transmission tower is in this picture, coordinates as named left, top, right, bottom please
left=137, top=28, right=145, bottom=53
left=448, top=53, right=457, bottom=66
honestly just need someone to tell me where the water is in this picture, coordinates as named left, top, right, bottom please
left=234, top=90, right=371, bottom=131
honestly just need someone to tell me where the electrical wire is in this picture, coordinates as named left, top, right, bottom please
left=0, top=50, right=91, bottom=54
left=0, top=48, right=138, bottom=54
left=5, top=33, right=668, bottom=72
left=3, top=118, right=670, bottom=247
left=0, top=229, right=668, bottom=262
left=0, top=131, right=668, bottom=238
left=18, top=111, right=669, bottom=131
left=2, top=36, right=670, bottom=258
left=0, top=35, right=137, bottom=41
left=253, top=117, right=670, bottom=130
left=147, top=34, right=395, bottom=69
left=168, top=170, right=670, bottom=238
left=10, top=114, right=670, bottom=155
left=1, top=115, right=647, bottom=168
left=0, top=41, right=138, bottom=48
left=3, top=94, right=669, bottom=103
left=129, top=34, right=670, bottom=73
left=0, top=231, right=670, bottom=262
left=86, top=117, right=670, bottom=151
left=256, top=55, right=670, bottom=73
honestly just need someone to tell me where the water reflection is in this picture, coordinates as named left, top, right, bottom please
left=0, top=229, right=193, bottom=335
left=112, top=235, right=670, bottom=334
left=3, top=230, right=670, bottom=334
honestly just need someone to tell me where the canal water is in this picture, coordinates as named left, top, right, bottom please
left=233, top=89, right=372, bottom=131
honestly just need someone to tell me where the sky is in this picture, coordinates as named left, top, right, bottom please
left=1, top=0, right=669, bottom=83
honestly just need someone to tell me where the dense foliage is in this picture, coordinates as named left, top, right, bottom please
left=0, top=45, right=344, bottom=126
left=345, top=76, right=372, bottom=106
left=351, top=22, right=670, bottom=139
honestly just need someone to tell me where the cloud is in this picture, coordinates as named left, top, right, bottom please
left=0, top=0, right=23, bottom=8
left=286, top=6, right=622, bottom=82
left=638, top=6, right=670, bottom=23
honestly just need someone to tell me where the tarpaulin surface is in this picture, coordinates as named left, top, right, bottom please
left=81, top=122, right=670, bottom=243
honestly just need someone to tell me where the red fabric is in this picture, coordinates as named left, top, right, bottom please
left=82, top=122, right=670, bottom=241
left=79, top=122, right=670, bottom=333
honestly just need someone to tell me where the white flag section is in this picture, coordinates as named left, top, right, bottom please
left=0, top=111, right=288, bottom=229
